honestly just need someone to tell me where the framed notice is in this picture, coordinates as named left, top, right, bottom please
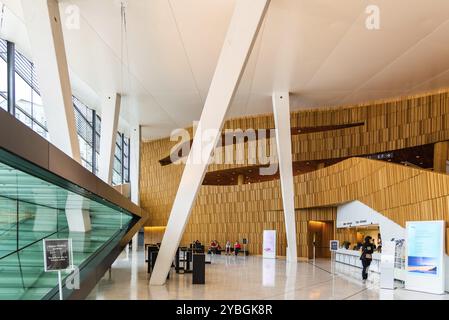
left=43, top=239, right=73, bottom=272
left=330, top=240, right=339, bottom=252
left=405, top=221, right=445, bottom=294
left=263, top=230, right=276, bottom=259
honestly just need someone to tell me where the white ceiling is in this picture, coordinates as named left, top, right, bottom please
left=2, top=0, right=449, bottom=139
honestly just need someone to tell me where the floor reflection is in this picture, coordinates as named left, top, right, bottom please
left=86, top=248, right=449, bottom=300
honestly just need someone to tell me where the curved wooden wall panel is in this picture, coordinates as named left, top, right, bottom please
left=140, top=90, right=449, bottom=257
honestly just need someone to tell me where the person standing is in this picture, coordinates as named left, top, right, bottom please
left=360, top=236, right=376, bottom=281
left=225, top=241, right=231, bottom=255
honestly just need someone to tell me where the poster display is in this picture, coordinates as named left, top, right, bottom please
left=262, top=230, right=276, bottom=259
left=405, top=221, right=445, bottom=294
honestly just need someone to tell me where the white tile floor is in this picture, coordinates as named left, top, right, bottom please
left=86, top=248, right=449, bottom=300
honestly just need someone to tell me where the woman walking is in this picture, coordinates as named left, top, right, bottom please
left=360, top=236, right=376, bottom=281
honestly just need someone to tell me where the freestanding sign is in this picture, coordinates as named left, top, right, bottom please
left=43, top=239, right=73, bottom=300
left=405, top=221, right=445, bottom=294
left=330, top=240, right=339, bottom=251
left=263, top=230, right=276, bottom=259
left=380, top=240, right=396, bottom=290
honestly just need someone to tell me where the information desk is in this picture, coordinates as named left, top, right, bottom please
left=335, top=249, right=381, bottom=274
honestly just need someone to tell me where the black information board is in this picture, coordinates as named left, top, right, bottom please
left=44, top=239, right=71, bottom=272
left=330, top=240, right=339, bottom=252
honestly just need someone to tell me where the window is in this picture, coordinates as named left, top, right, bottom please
left=0, top=41, right=7, bottom=111
left=112, top=132, right=130, bottom=185
left=74, top=97, right=95, bottom=171
left=1, top=38, right=131, bottom=184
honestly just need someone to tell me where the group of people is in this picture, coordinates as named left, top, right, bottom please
left=209, top=240, right=242, bottom=256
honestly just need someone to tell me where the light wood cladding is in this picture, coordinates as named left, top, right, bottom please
left=434, top=141, right=449, bottom=173
left=144, top=226, right=166, bottom=245
left=140, top=90, right=449, bottom=257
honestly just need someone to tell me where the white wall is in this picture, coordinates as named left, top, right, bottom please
left=337, top=201, right=405, bottom=242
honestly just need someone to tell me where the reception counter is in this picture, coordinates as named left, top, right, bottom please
left=335, top=249, right=381, bottom=274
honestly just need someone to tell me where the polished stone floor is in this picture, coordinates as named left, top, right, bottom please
left=87, top=248, right=449, bottom=300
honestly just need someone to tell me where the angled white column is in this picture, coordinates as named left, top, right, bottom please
left=65, top=194, right=92, bottom=233
left=272, top=92, right=298, bottom=262
left=98, top=94, right=121, bottom=184
left=150, top=0, right=271, bottom=285
left=21, top=0, right=80, bottom=161
left=130, top=124, right=141, bottom=251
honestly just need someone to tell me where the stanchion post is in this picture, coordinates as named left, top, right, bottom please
left=58, top=270, right=63, bottom=300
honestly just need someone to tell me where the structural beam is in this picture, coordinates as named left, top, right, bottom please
left=150, top=0, right=271, bottom=285
left=98, top=93, right=121, bottom=184
left=21, top=0, right=80, bottom=161
left=272, top=92, right=298, bottom=262
left=130, top=123, right=141, bottom=251
left=6, top=41, right=15, bottom=116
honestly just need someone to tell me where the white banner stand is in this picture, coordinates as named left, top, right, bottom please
left=380, top=240, right=396, bottom=290
left=263, top=230, right=276, bottom=259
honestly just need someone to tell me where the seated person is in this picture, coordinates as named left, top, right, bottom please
left=209, top=240, right=218, bottom=254
left=215, top=240, right=221, bottom=251
left=234, top=241, right=241, bottom=256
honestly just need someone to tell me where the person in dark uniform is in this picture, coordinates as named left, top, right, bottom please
left=360, top=236, right=376, bottom=281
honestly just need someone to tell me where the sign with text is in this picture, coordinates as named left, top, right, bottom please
left=405, top=221, right=445, bottom=294
left=43, top=239, right=72, bottom=272
left=330, top=240, right=339, bottom=251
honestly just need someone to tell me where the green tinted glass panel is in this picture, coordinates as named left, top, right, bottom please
left=0, top=157, right=134, bottom=300
left=0, top=197, right=17, bottom=259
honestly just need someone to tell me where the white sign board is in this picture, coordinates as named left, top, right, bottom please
left=405, top=221, right=445, bottom=294
left=380, top=240, right=396, bottom=289
left=263, top=230, right=276, bottom=259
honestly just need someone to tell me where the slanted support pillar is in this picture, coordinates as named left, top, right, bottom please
left=150, top=0, right=271, bottom=285
left=21, top=0, right=80, bottom=161
left=98, top=93, right=121, bottom=184
left=272, top=92, right=297, bottom=262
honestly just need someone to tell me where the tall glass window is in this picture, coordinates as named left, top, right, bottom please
left=113, top=133, right=123, bottom=185
left=74, top=97, right=94, bottom=171
left=0, top=38, right=131, bottom=183
left=0, top=40, right=7, bottom=111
